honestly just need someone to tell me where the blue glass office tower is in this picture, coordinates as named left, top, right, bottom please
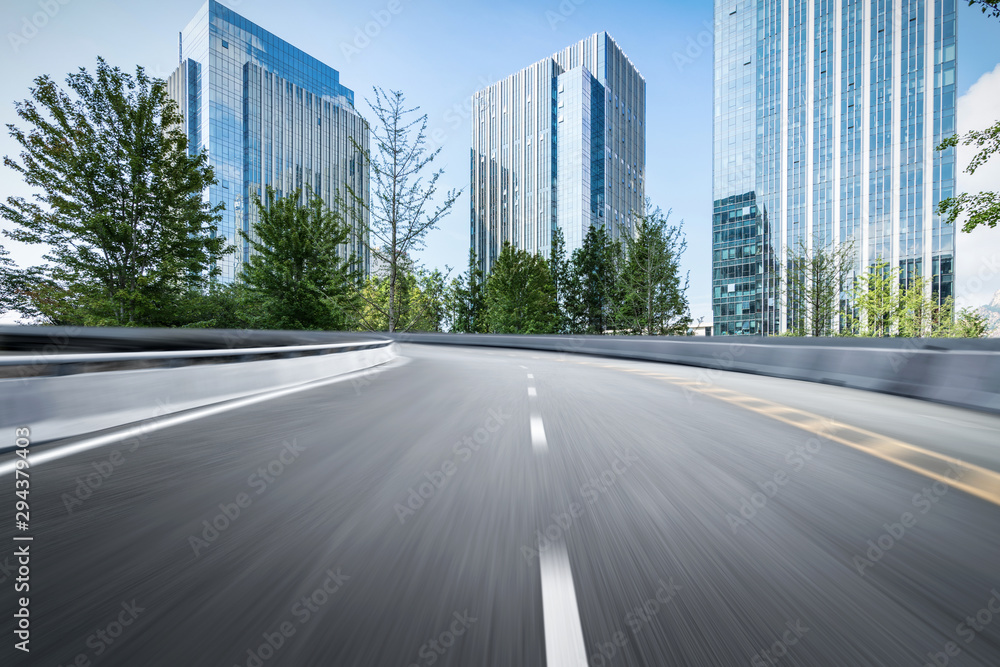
left=471, top=32, right=645, bottom=273
left=168, top=0, right=369, bottom=282
left=712, top=0, right=957, bottom=335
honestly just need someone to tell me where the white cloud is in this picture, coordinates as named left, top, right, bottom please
left=954, top=62, right=1000, bottom=308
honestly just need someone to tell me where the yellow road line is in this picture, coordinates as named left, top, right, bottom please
left=551, top=358, right=1000, bottom=505
left=665, top=378, right=1000, bottom=507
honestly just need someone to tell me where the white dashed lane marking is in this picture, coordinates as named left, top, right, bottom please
left=530, top=415, right=548, bottom=452
left=522, top=371, right=584, bottom=663
left=539, top=540, right=588, bottom=667
left=526, top=373, right=546, bottom=452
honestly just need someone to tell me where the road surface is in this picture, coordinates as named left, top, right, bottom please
left=2, top=343, right=1000, bottom=666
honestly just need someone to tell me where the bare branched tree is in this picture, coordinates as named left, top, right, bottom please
left=349, top=88, right=459, bottom=332
left=783, top=239, right=856, bottom=336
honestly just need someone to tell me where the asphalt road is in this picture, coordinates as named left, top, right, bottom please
left=2, top=343, right=1000, bottom=666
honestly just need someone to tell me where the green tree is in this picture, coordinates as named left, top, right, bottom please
left=936, top=3, right=998, bottom=231
left=783, top=239, right=856, bottom=336
left=239, top=187, right=359, bottom=330
left=846, top=259, right=900, bottom=337
left=0, top=243, right=32, bottom=320
left=614, top=207, right=691, bottom=335
left=411, top=268, right=448, bottom=331
left=358, top=275, right=394, bottom=331
left=896, top=275, right=958, bottom=338
left=175, top=282, right=264, bottom=329
left=967, top=1, right=1000, bottom=20
left=567, top=224, right=619, bottom=334
left=358, top=267, right=446, bottom=332
left=483, top=244, right=558, bottom=334
left=446, top=249, right=486, bottom=333
left=351, top=88, right=459, bottom=332
left=953, top=306, right=990, bottom=337
left=843, top=261, right=980, bottom=338
left=897, top=275, right=933, bottom=337
left=549, top=226, right=572, bottom=333
left=937, top=121, right=1000, bottom=232
left=1, top=58, right=227, bottom=326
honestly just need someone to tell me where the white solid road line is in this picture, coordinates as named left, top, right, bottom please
left=0, top=357, right=408, bottom=477
left=539, top=540, right=589, bottom=667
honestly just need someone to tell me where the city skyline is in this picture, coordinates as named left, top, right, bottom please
left=1, top=0, right=999, bottom=326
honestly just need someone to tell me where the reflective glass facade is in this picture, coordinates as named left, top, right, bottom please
left=169, top=0, right=369, bottom=282
left=471, top=32, right=645, bottom=273
left=712, top=0, right=957, bottom=335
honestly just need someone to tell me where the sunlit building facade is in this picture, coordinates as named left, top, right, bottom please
left=168, top=0, right=369, bottom=282
left=712, top=0, right=957, bottom=335
left=471, top=32, right=645, bottom=273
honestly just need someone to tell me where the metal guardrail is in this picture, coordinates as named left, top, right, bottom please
left=393, top=333, right=1000, bottom=414
left=394, top=331, right=1000, bottom=352
left=0, top=327, right=398, bottom=445
left=0, top=326, right=392, bottom=378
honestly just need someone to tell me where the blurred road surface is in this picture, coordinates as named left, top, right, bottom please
left=2, top=344, right=1000, bottom=666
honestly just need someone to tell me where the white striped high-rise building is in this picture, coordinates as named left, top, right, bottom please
left=712, top=0, right=957, bottom=335
left=471, top=32, right=646, bottom=273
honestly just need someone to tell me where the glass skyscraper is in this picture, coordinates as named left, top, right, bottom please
left=168, top=0, right=369, bottom=282
left=471, top=32, right=645, bottom=273
left=712, top=0, right=957, bottom=335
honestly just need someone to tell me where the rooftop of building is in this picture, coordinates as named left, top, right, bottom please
left=475, top=31, right=645, bottom=94
left=181, top=0, right=355, bottom=107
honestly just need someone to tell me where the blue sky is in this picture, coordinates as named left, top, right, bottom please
left=2, top=0, right=1000, bottom=323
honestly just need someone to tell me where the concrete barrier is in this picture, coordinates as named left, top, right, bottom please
left=395, top=333, right=1000, bottom=414
left=0, top=327, right=395, bottom=444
